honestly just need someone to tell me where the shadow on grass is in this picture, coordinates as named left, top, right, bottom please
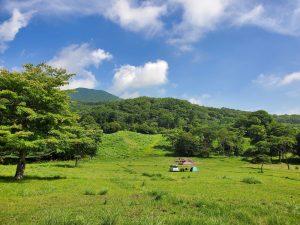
left=0, top=175, right=66, bottom=183
left=53, top=164, right=76, bottom=168
left=153, top=144, right=176, bottom=157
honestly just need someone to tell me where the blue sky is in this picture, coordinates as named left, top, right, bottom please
left=0, top=0, right=300, bottom=114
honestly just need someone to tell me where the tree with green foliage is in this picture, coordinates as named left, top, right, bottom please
left=247, top=125, right=267, bottom=144
left=296, top=133, right=300, bottom=156
left=215, top=128, right=245, bottom=156
left=250, top=141, right=271, bottom=173
left=0, top=64, right=98, bottom=179
left=269, top=136, right=296, bottom=169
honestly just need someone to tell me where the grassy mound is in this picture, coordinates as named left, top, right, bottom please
left=98, top=131, right=169, bottom=159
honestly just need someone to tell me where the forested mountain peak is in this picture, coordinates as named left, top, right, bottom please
left=70, top=88, right=120, bottom=103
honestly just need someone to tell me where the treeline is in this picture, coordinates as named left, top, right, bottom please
left=165, top=110, right=300, bottom=170
left=274, top=114, right=300, bottom=126
left=75, top=98, right=300, bottom=165
left=74, top=98, right=249, bottom=134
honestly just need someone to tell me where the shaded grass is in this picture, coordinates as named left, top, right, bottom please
left=242, top=177, right=262, bottom=184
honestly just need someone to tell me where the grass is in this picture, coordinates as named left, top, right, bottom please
left=242, top=177, right=262, bottom=184
left=0, top=131, right=299, bottom=225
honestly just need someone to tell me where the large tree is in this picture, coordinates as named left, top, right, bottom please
left=0, top=64, right=77, bottom=180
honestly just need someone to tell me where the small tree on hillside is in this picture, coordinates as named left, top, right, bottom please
left=0, top=64, right=80, bottom=180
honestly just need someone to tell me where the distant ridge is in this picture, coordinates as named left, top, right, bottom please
left=70, top=88, right=120, bottom=103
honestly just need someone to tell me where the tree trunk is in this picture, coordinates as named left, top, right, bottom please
left=284, top=154, right=290, bottom=170
left=260, top=163, right=264, bottom=173
left=14, top=151, right=26, bottom=180
left=278, top=151, right=282, bottom=163
left=75, top=158, right=79, bottom=167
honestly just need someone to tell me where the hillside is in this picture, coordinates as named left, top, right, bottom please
left=70, top=88, right=120, bottom=103
left=75, top=97, right=251, bottom=133
left=73, top=93, right=300, bottom=132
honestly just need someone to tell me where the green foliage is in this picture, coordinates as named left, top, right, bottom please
left=84, top=190, right=96, bottom=195
left=242, top=177, right=262, bottom=184
left=98, top=188, right=108, bottom=195
left=0, top=64, right=102, bottom=179
left=296, top=133, right=300, bottom=156
left=74, top=97, right=249, bottom=134
left=70, top=88, right=119, bottom=103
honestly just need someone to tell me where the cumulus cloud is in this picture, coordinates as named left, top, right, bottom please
left=253, top=72, right=300, bottom=88
left=2, top=0, right=167, bottom=35
left=111, top=60, right=168, bottom=98
left=185, top=94, right=211, bottom=105
left=103, top=0, right=166, bottom=34
left=0, top=9, right=32, bottom=53
left=2, top=0, right=300, bottom=51
left=48, top=43, right=112, bottom=89
left=168, top=0, right=230, bottom=51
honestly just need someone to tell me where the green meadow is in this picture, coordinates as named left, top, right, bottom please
left=0, top=131, right=299, bottom=225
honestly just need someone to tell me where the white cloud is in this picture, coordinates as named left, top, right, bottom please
left=280, top=72, right=300, bottom=85
left=3, top=0, right=167, bottom=35
left=0, top=9, right=32, bottom=53
left=233, top=3, right=300, bottom=36
left=2, top=0, right=300, bottom=51
left=103, top=0, right=166, bottom=34
left=111, top=60, right=168, bottom=97
left=184, top=94, right=211, bottom=105
left=254, top=72, right=300, bottom=88
left=48, top=43, right=112, bottom=89
left=120, top=91, right=140, bottom=99
left=168, top=0, right=230, bottom=51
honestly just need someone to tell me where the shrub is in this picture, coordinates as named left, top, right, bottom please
left=84, top=190, right=96, bottom=195
left=148, top=190, right=167, bottom=200
left=100, top=214, right=118, bottom=225
left=242, top=177, right=262, bottom=184
left=98, top=188, right=108, bottom=195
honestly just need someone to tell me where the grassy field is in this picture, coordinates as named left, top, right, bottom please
left=0, top=131, right=299, bottom=225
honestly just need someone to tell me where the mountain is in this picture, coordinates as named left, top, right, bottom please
left=70, top=88, right=120, bottom=103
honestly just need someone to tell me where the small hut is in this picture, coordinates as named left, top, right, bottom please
left=169, top=158, right=199, bottom=172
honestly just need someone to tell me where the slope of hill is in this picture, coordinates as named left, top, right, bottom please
left=99, top=131, right=168, bottom=158
left=70, top=88, right=120, bottom=103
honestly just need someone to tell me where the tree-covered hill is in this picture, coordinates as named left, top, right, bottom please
left=74, top=97, right=250, bottom=134
left=71, top=90, right=300, bottom=131
left=70, top=88, right=120, bottom=103
left=274, top=114, right=300, bottom=126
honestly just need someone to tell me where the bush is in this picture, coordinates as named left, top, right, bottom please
left=251, top=155, right=271, bottom=164
left=84, top=190, right=96, bottom=195
left=242, top=177, right=262, bottom=184
left=148, top=190, right=167, bottom=200
left=100, top=214, right=118, bottom=225
left=98, top=188, right=108, bottom=195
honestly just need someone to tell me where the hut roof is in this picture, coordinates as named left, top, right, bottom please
left=176, top=158, right=195, bottom=165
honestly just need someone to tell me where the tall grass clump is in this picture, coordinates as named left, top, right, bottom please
left=148, top=190, right=167, bottom=200
left=242, top=177, right=262, bottom=184
left=84, top=189, right=96, bottom=195
left=100, top=214, right=118, bottom=225
left=98, top=188, right=108, bottom=195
